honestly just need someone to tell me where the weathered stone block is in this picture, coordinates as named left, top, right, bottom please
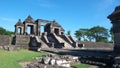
left=42, top=57, right=51, bottom=64
left=50, top=58, right=55, bottom=65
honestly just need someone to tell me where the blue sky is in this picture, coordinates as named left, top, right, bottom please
left=0, top=0, right=120, bottom=36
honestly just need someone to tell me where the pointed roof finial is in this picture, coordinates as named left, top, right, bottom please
left=28, top=15, right=32, bottom=18
left=53, top=19, right=56, bottom=23
left=24, top=15, right=34, bottom=23
left=27, top=15, right=33, bottom=20
left=18, top=19, right=21, bottom=22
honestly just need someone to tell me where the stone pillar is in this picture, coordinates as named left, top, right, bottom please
left=24, top=24, right=27, bottom=35
left=58, top=28, right=61, bottom=35
left=37, top=20, right=41, bottom=36
left=50, top=25, right=54, bottom=33
left=33, top=25, right=36, bottom=35
left=15, top=26, right=18, bottom=35
left=108, top=5, right=120, bottom=53
left=21, top=27, right=24, bottom=35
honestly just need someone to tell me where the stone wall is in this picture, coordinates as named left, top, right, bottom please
left=78, top=41, right=114, bottom=50
left=13, top=35, right=30, bottom=49
left=0, top=35, right=11, bottom=46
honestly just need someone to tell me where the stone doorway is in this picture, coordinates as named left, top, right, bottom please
left=26, top=25, right=34, bottom=35
left=18, top=27, right=22, bottom=35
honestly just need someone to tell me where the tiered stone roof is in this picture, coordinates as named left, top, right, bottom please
left=24, top=15, right=34, bottom=23
left=15, top=19, right=24, bottom=26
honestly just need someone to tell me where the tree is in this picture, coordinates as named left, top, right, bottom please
left=89, top=26, right=109, bottom=42
left=74, top=28, right=88, bottom=41
left=67, top=30, right=71, bottom=35
left=0, top=27, right=6, bottom=35
left=0, top=27, right=14, bottom=36
left=74, top=26, right=110, bottom=42
left=85, top=30, right=94, bottom=42
left=74, top=30, right=82, bottom=41
left=78, top=28, right=88, bottom=41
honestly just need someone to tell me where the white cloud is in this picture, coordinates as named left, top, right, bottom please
left=0, top=17, right=17, bottom=22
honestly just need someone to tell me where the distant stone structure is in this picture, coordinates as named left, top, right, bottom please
left=13, top=15, right=80, bottom=51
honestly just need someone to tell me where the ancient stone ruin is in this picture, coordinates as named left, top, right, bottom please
left=24, top=54, right=79, bottom=68
left=11, top=15, right=81, bottom=51
left=55, top=5, right=120, bottom=68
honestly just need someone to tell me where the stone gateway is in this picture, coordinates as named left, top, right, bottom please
left=13, top=15, right=81, bottom=51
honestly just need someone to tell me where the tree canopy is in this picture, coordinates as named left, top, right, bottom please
left=89, top=26, right=109, bottom=42
left=75, top=26, right=110, bottom=43
left=74, top=30, right=82, bottom=41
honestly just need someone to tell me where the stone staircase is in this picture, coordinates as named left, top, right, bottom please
left=29, top=36, right=49, bottom=51
left=59, top=35, right=73, bottom=44
left=47, top=33, right=64, bottom=48
left=68, top=36, right=76, bottom=43
left=43, top=35, right=49, bottom=43
left=68, top=36, right=77, bottom=47
left=64, top=35, right=73, bottom=43
left=29, top=33, right=77, bottom=50
left=35, top=36, right=49, bottom=49
left=59, top=35, right=77, bottom=47
left=52, top=33, right=73, bottom=49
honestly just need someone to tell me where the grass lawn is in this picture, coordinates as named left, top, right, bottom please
left=72, top=63, right=90, bottom=68
left=0, top=49, right=45, bottom=68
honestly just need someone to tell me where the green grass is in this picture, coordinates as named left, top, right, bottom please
left=72, top=63, right=90, bottom=68
left=0, top=49, right=45, bottom=68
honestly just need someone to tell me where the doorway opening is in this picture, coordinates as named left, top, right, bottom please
left=27, top=25, right=34, bottom=35
left=18, top=27, right=22, bottom=35
left=54, top=28, right=59, bottom=35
